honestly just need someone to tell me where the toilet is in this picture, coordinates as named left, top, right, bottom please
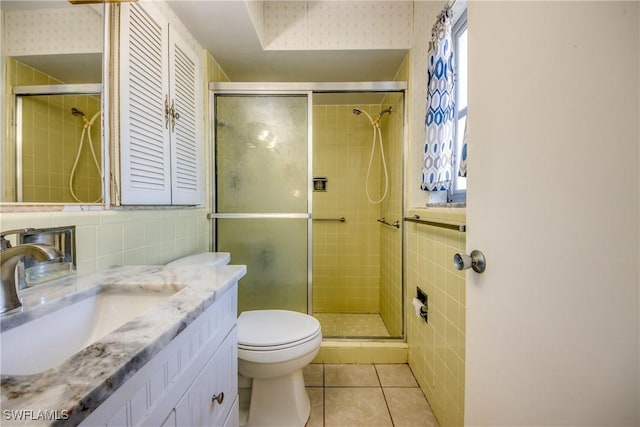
left=166, top=251, right=231, bottom=266
left=237, top=310, right=322, bottom=427
left=167, top=253, right=321, bottom=426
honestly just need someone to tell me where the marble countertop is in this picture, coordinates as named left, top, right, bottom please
left=0, top=264, right=246, bottom=426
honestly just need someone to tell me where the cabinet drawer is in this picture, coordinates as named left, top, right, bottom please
left=175, top=326, right=238, bottom=426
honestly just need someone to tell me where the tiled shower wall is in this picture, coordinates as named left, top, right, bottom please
left=312, top=104, right=382, bottom=314
left=5, top=58, right=102, bottom=203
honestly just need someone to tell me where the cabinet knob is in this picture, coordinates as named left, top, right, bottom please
left=212, top=392, right=224, bottom=405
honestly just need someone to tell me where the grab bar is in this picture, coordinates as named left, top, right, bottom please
left=377, top=217, right=400, bottom=229
left=403, top=215, right=466, bottom=232
left=313, top=217, right=346, bottom=222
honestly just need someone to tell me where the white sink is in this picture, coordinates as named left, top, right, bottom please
left=1, top=288, right=177, bottom=375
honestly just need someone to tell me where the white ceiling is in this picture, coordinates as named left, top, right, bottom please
left=166, top=1, right=409, bottom=83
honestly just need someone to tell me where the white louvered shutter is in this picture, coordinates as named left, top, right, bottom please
left=120, top=3, right=171, bottom=205
left=169, top=29, right=204, bottom=205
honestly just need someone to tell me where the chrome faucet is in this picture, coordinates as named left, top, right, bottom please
left=0, top=231, right=62, bottom=314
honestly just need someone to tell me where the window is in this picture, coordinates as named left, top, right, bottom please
left=450, top=10, right=468, bottom=203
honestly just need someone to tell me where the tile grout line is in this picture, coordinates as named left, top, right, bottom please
left=322, top=363, right=326, bottom=427
left=374, top=364, right=396, bottom=427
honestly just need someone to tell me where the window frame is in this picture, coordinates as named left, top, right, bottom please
left=448, top=8, right=468, bottom=204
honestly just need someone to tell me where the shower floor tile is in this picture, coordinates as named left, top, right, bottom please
left=313, top=313, right=390, bottom=337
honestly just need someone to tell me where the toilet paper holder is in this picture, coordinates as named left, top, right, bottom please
left=415, top=287, right=428, bottom=323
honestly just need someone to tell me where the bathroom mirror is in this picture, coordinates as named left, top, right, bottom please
left=1, top=1, right=104, bottom=204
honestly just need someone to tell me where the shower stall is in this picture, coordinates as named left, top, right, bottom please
left=211, top=82, right=405, bottom=339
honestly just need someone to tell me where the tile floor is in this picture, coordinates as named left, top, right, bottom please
left=313, top=313, right=391, bottom=337
left=303, top=364, right=439, bottom=427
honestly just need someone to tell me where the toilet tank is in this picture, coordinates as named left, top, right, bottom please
left=166, top=252, right=231, bottom=266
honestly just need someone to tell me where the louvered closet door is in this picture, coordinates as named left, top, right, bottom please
left=169, top=29, right=203, bottom=206
left=120, top=3, right=171, bottom=205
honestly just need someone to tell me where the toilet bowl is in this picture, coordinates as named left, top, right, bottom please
left=166, top=251, right=231, bottom=266
left=237, top=310, right=322, bottom=427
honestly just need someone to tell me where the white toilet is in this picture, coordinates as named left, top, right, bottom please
left=167, top=253, right=321, bottom=426
left=237, top=310, right=322, bottom=427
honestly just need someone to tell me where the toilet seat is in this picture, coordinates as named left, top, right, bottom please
left=239, top=329, right=321, bottom=352
left=237, top=310, right=322, bottom=365
left=238, top=310, right=321, bottom=348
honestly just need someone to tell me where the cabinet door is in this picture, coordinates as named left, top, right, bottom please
left=120, top=2, right=172, bottom=205
left=175, top=327, right=238, bottom=426
left=168, top=28, right=204, bottom=206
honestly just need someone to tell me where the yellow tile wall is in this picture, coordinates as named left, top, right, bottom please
left=312, top=104, right=382, bottom=314
left=6, top=58, right=102, bottom=203
left=406, top=207, right=466, bottom=427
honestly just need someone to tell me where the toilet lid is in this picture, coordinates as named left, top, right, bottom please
left=237, top=310, right=321, bottom=347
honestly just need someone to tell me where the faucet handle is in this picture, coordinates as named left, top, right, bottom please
left=0, top=229, right=36, bottom=251
left=1, top=228, right=35, bottom=238
left=0, top=236, right=10, bottom=251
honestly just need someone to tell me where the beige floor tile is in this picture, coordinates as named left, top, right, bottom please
left=384, top=388, right=439, bottom=427
left=325, top=364, right=380, bottom=387
left=303, top=364, right=324, bottom=386
left=305, top=387, right=323, bottom=427
left=375, top=364, right=419, bottom=387
left=325, top=387, right=393, bottom=427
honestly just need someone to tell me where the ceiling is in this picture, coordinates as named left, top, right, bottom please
left=166, top=1, right=409, bottom=83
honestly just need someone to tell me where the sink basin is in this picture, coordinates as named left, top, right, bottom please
left=1, top=287, right=177, bottom=375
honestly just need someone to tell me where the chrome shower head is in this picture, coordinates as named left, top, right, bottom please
left=352, top=108, right=362, bottom=116
left=71, top=107, right=85, bottom=117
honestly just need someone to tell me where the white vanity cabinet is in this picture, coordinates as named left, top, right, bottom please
left=80, top=284, right=238, bottom=427
left=119, top=1, right=204, bottom=206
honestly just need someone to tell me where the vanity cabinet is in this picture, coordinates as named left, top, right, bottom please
left=79, top=284, right=238, bottom=427
left=119, top=2, right=204, bottom=206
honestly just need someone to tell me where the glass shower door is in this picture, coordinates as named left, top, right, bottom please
left=213, top=94, right=311, bottom=314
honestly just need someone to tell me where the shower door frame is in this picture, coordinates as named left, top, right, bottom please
left=209, top=87, right=314, bottom=312
left=209, top=82, right=407, bottom=331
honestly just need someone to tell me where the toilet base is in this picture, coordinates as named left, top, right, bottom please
left=244, top=370, right=310, bottom=427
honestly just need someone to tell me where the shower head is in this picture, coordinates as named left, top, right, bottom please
left=353, top=107, right=375, bottom=126
left=71, top=107, right=86, bottom=117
